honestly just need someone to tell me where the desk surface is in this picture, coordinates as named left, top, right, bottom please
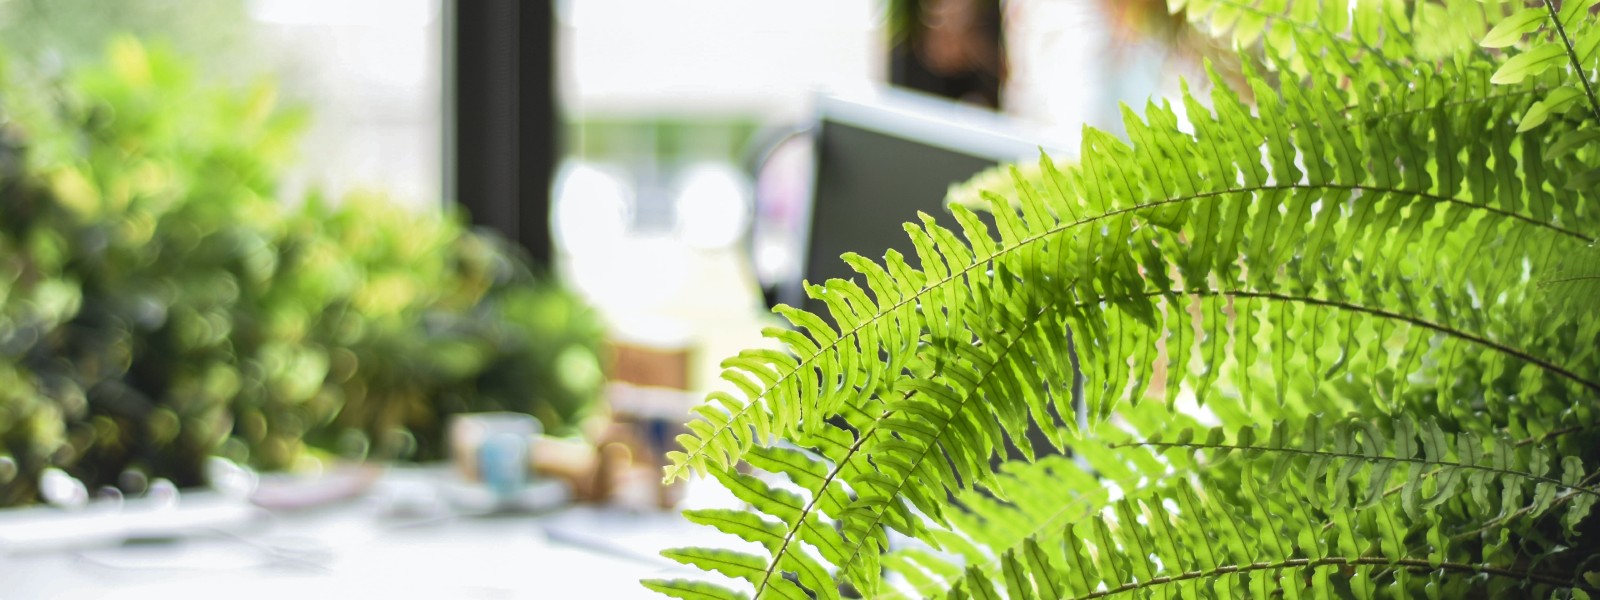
left=0, top=468, right=746, bottom=599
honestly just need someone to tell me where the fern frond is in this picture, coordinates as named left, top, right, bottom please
left=874, top=413, right=1600, bottom=598
left=915, top=476, right=1597, bottom=599
left=1541, top=242, right=1600, bottom=317
left=1176, top=0, right=1513, bottom=81
left=1126, top=416, right=1600, bottom=530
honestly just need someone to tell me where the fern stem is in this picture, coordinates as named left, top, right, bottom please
left=1286, top=184, right=1590, bottom=241
left=1122, top=440, right=1600, bottom=501
left=1516, top=423, right=1590, bottom=445
left=1537, top=274, right=1600, bottom=288
left=1066, top=556, right=1592, bottom=599
left=1361, top=423, right=1591, bottom=520
left=1299, top=425, right=1589, bottom=536
left=1344, top=88, right=1543, bottom=119
left=1542, top=0, right=1600, bottom=123
left=1092, top=183, right=1591, bottom=243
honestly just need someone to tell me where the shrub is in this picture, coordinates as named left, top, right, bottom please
left=0, top=39, right=603, bottom=505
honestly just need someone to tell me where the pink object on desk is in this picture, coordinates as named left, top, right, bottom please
left=248, top=465, right=383, bottom=511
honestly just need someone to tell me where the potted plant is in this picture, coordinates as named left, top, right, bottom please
left=652, top=1, right=1600, bottom=598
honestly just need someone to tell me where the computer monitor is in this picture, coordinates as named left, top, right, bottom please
left=767, top=90, right=1063, bottom=316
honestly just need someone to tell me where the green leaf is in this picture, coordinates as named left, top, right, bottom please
left=642, top=579, right=749, bottom=600
left=1491, top=44, right=1567, bottom=84
left=662, top=548, right=769, bottom=581
left=1480, top=8, right=1547, bottom=48
left=1558, top=0, right=1600, bottom=26
left=1548, top=129, right=1600, bottom=158
left=1519, top=87, right=1585, bottom=131
left=1566, top=167, right=1600, bottom=191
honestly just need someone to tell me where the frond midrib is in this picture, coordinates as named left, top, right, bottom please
left=1454, top=469, right=1600, bottom=541
left=1345, top=88, right=1543, bottom=120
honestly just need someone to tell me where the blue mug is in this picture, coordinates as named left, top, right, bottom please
left=450, top=412, right=541, bottom=498
left=479, top=432, right=529, bottom=497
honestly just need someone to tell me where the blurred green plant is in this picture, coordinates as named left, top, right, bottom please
left=0, top=38, right=605, bottom=506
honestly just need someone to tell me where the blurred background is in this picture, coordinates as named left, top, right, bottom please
left=0, top=0, right=1218, bottom=597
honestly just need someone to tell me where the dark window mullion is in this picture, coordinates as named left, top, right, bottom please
left=446, top=0, right=557, bottom=270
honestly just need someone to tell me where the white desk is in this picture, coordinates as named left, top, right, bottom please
left=0, top=468, right=746, bottom=599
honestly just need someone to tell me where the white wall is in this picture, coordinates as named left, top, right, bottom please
left=246, top=0, right=443, bottom=212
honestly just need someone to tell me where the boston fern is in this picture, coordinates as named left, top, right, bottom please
left=650, top=1, right=1600, bottom=598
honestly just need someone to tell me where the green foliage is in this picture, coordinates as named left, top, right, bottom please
left=657, top=1, right=1600, bottom=598
left=0, top=40, right=604, bottom=505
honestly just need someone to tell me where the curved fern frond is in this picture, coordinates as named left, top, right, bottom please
left=1176, top=0, right=1514, bottom=85
left=875, top=408, right=1210, bottom=597
left=1541, top=242, right=1600, bottom=318
left=1124, top=416, right=1600, bottom=530
left=906, top=474, right=1597, bottom=599
left=873, top=408, right=1598, bottom=598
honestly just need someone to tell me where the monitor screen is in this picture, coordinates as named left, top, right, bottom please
left=781, top=90, right=1063, bottom=317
